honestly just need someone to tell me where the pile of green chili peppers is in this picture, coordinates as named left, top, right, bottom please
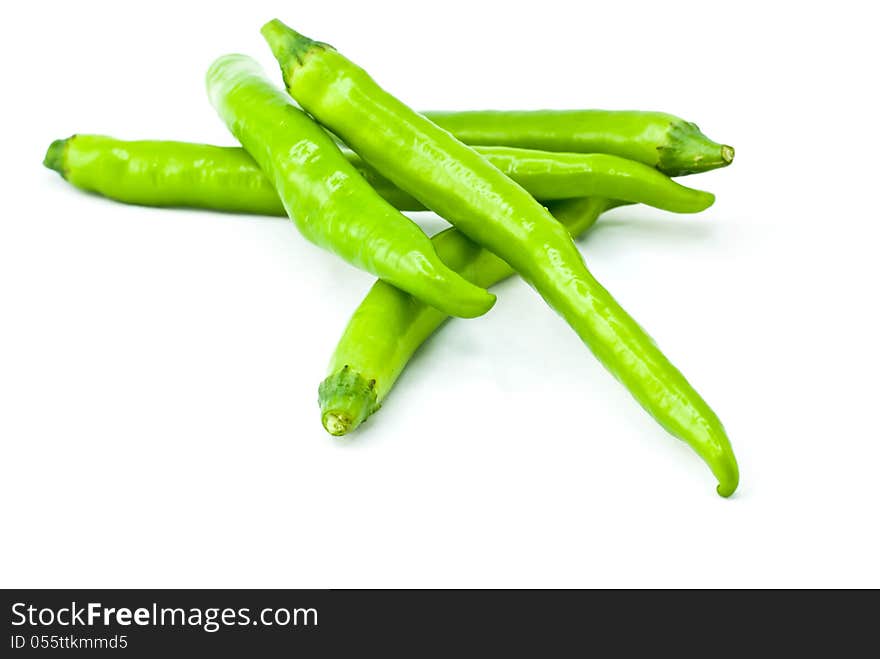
left=44, top=19, right=740, bottom=497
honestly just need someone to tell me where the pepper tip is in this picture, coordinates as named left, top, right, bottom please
left=716, top=472, right=739, bottom=498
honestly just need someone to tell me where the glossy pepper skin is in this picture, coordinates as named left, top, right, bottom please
left=320, top=198, right=622, bottom=435
left=263, top=20, right=738, bottom=497
left=43, top=135, right=288, bottom=216
left=352, top=147, right=714, bottom=214
left=44, top=136, right=715, bottom=216
left=423, top=110, right=735, bottom=177
left=205, top=54, right=495, bottom=319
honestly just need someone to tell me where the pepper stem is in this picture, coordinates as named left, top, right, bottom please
left=658, top=120, right=735, bottom=176
left=318, top=365, right=380, bottom=436
left=43, top=137, right=70, bottom=177
left=260, top=19, right=330, bottom=86
left=721, top=144, right=736, bottom=165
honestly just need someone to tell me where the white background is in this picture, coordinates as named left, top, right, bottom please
left=2, top=1, right=878, bottom=588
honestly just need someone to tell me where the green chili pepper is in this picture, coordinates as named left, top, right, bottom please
left=263, top=20, right=739, bottom=497
left=423, top=110, right=734, bottom=177
left=205, top=53, right=495, bottom=319
left=352, top=148, right=714, bottom=214
left=320, top=197, right=622, bottom=435
left=43, top=135, right=288, bottom=216
left=44, top=135, right=715, bottom=216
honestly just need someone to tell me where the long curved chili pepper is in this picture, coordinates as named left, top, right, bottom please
left=262, top=19, right=738, bottom=496
left=44, top=135, right=714, bottom=215
left=205, top=54, right=495, bottom=319
left=422, top=110, right=734, bottom=177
